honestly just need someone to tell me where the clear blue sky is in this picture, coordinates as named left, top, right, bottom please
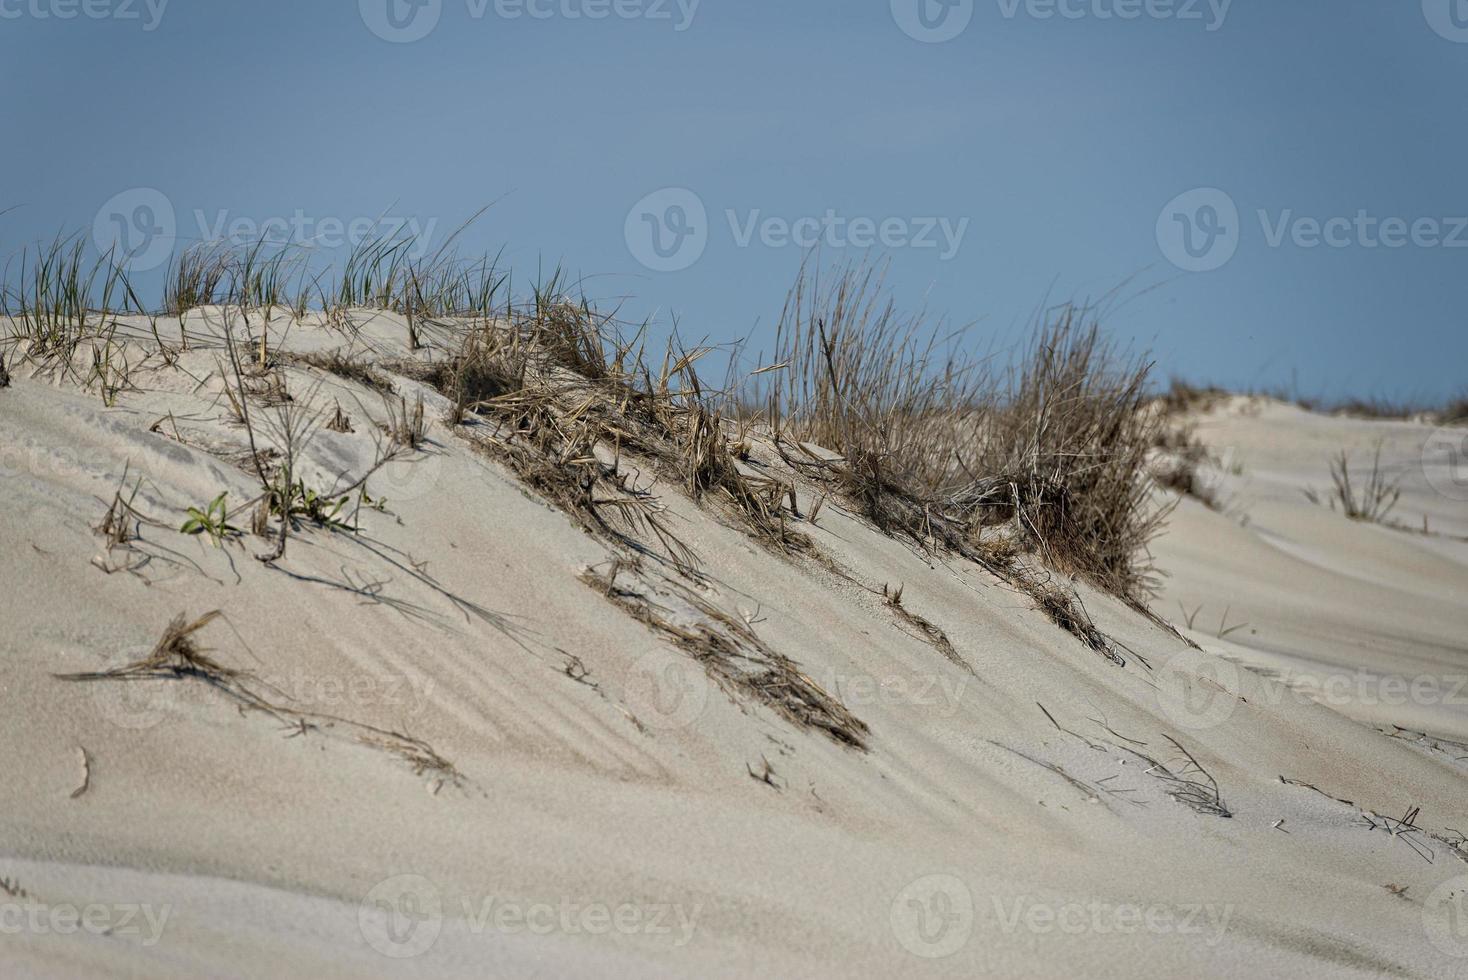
left=3, top=0, right=1465, bottom=400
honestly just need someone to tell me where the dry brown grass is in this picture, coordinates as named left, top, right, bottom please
left=394, top=295, right=860, bottom=745
left=416, top=297, right=810, bottom=560
left=883, top=584, right=972, bottom=673
left=55, top=611, right=462, bottom=786
left=288, top=349, right=394, bottom=395
left=584, top=562, right=868, bottom=749
left=1306, top=443, right=1401, bottom=524
left=747, top=260, right=1169, bottom=605
left=1157, top=378, right=1229, bottom=415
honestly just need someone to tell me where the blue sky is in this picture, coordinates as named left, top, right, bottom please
left=3, top=0, right=1465, bottom=400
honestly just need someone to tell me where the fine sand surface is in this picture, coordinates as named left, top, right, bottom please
left=3, top=313, right=1468, bottom=978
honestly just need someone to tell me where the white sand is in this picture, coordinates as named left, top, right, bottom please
left=3, top=316, right=1467, bottom=978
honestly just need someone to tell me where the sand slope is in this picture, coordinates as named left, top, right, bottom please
left=3, top=316, right=1467, bottom=978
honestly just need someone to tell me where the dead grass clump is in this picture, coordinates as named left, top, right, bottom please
left=97, top=465, right=146, bottom=550
left=55, top=610, right=461, bottom=786
left=990, top=312, right=1170, bottom=597
left=584, top=563, right=868, bottom=749
left=1329, top=396, right=1416, bottom=421
left=384, top=392, right=427, bottom=450
left=1029, top=580, right=1113, bottom=657
left=1441, top=394, right=1468, bottom=425
left=1307, top=443, right=1401, bottom=524
left=326, top=400, right=353, bottom=433
left=750, top=260, right=1169, bottom=604
left=679, top=404, right=810, bottom=553
left=1117, top=735, right=1231, bottom=818
left=1151, top=453, right=1220, bottom=510
left=411, top=326, right=525, bottom=423
left=421, top=298, right=810, bottom=558
left=56, top=611, right=235, bottom=682
left=883, top=584, right=972, bottom=673
left=1157, top=378, right=1229, bottom=416
left=290, top=350, right=394, bottom=395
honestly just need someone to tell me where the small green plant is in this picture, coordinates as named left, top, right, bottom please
left=271, top=478, right=354, bottom=531
left=181, top=492, right=240, bottom=546
left=359, top=488, right=388, bottom=512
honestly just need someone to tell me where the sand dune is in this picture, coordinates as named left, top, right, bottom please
left=3, top=312, right=1468, bottom=978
